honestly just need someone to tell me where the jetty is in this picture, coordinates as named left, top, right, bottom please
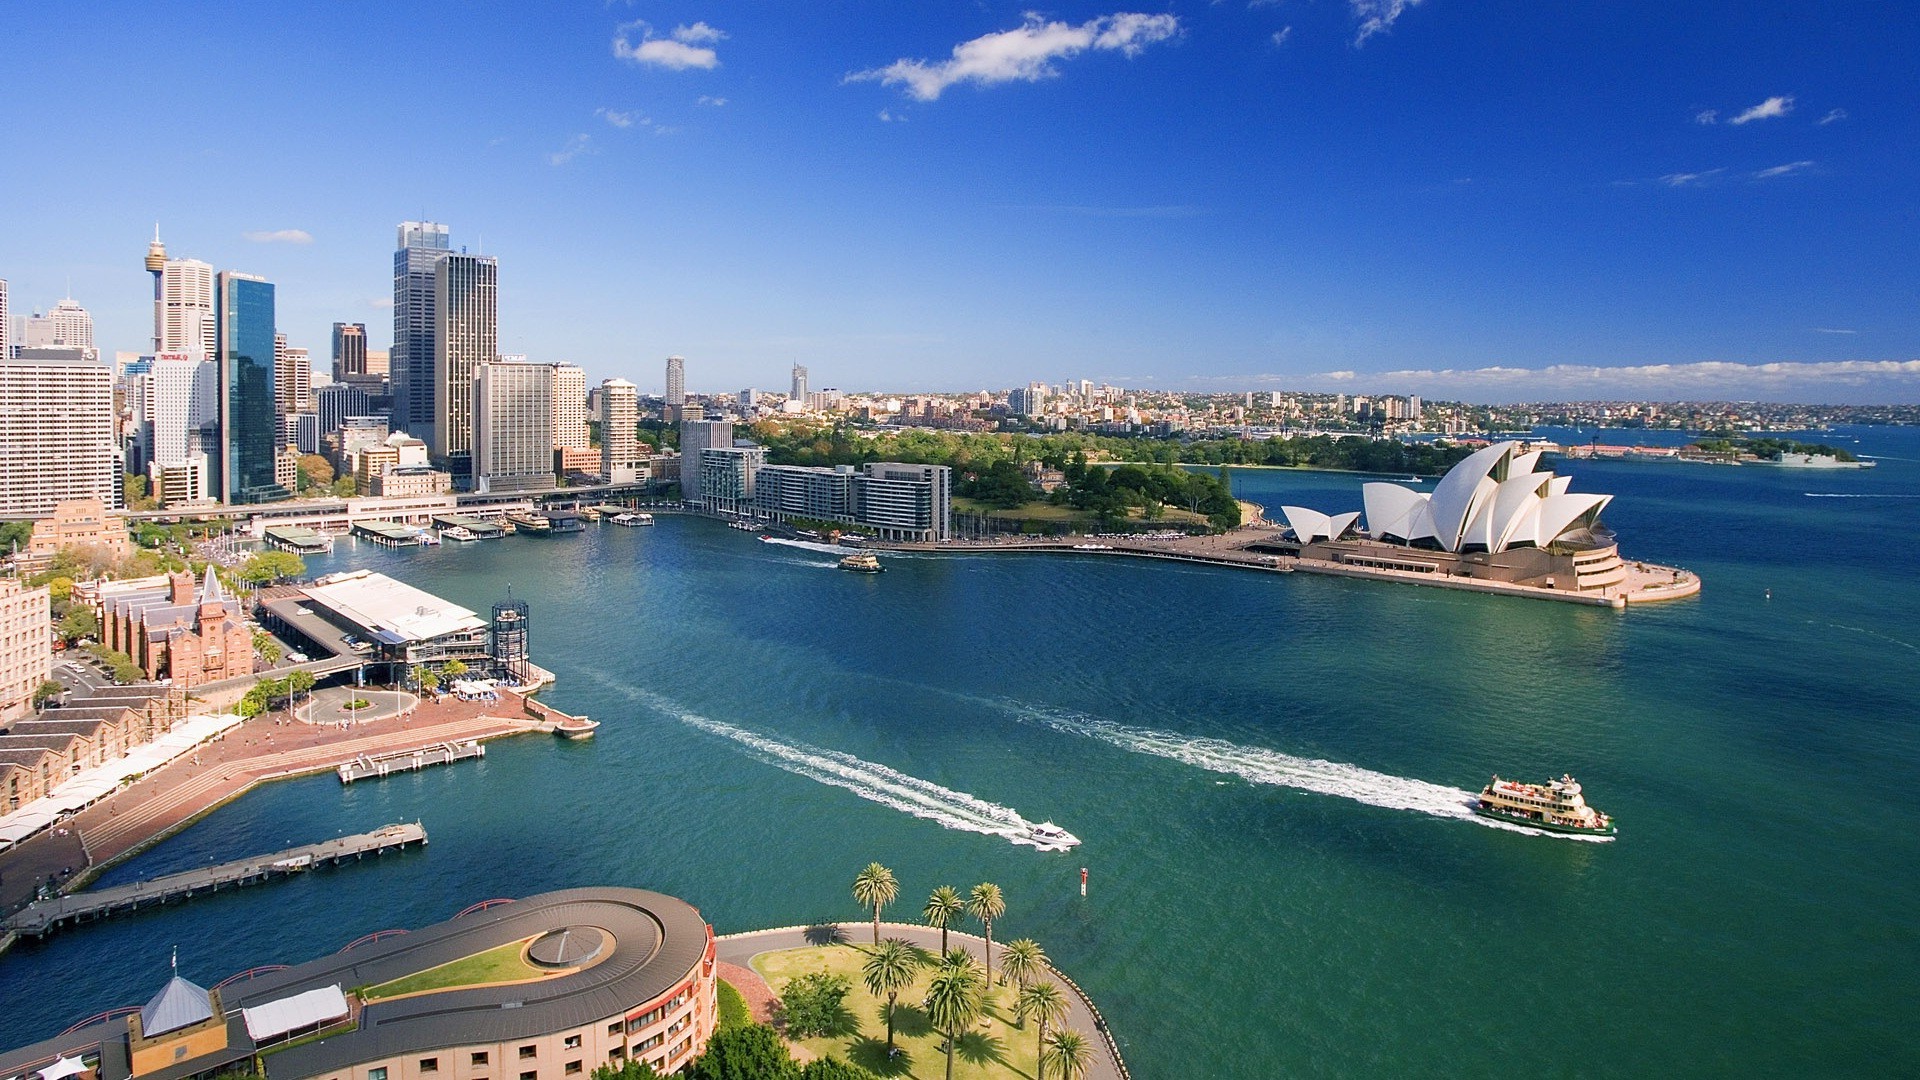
left=338, top=741, right=483, bottom=784
left=3, top=823, right=427, bottom=940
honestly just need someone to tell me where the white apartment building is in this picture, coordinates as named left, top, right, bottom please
left=0, top=354, right=119, bottom=517
left=143, top=353, right=219, bottom=505
left=600, top=378, right=641, bottom=483
left=552, top=363, right=588, bottom=449
left=21, top=297, right=95, bottom=358
left=474, top=362, right=556, bottom=494
left=159, top=258, right=217, bottom=353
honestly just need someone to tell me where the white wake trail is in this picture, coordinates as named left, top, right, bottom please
left=607, top=683, right=1070, bottom=850
left=997, top=701, right=1611, bottom=842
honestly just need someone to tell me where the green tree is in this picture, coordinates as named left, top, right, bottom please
left=124, top=473, right=158, bottom=511
left=287, top=669, right=316, bottom=712
left=1041, top=1029, right=1094, bottom=1080
left=252, top=630, right=282, bottom=667
left=1015, top=982, right=1069, bottom=1078
left=861, top=937, right=922, bottom=1056
left=46, top=576, right=74, bottom=603
left=58, top=605, right=98, bottom=643
left=86, top=645, right=143, bottom=684
left=923, top=956, right=984, bottom=1080
left=32, top=680, right=65, bottom=708
left=413, top=665, right=440, bottom=692
left=966, top=882, right=1006, bottom=985
left=799, top=1060, right=879, bottom=1080
left=296, top=454, right=335, bottom=489
left=923, top=885, right=965, bottom=955
left=686, top=1022, right=800, bottom=1080
left=851, top=863, right=899, bottom=946
left=588, top=1059, right=662, bottom=1080
left=330, top=475, right=359, bottom=497
left=239, top=550, right=305, bottom=584
left=0, top=520, right=33, bottom=553
left=778, top=972, right=852, bottom=1039
left=443, top=658, right=469, bottom=679
left=998, top=938, right=1046, bottom=989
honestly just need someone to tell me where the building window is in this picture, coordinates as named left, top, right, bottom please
left=565, top=1063, right=582, bottom=1076
left=563, top=1036, right=581, bottom=1050
left=519, top=1046, right=537, bottom=1060
left=370, top=1069, right=388, bottom=1080
left=472, top=1053, right=489, bottom=1067
left=420, top=1059, right=438, bottom=1073
left=607, top=1023, right=622, bottom=1036
left=520, top=1073, right=537, bottom=1080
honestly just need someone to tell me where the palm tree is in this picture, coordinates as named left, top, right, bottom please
left=967, top=882, right=1006, bottom=984
left=1015, top=982, right=1068, bottom=1078
left=851, top=863, right=899, bottom=946
left=924, top=885, right=965, bottom=954
left=861, top=937, right=921, bottom=1056
left=923, top=958, right=984, bottom=1080
left=999, top=938, right=1046, bottom=989
left=1042, top=1029, right=1094, bottom=1080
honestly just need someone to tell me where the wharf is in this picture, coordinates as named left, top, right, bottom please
left=3, top=823, right=426, bottom=940
left=263, top=525, right=334, bottom=554
left=430, top=514, right=504, bottom=539
left=338, top=741, right=483, bottom=783
left=352, top=520, right=426, bottom=547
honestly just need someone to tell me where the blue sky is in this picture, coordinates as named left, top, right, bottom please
left=2, top=2, right=1915, bottom=402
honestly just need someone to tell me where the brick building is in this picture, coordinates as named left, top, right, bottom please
left=0, top=577, right=51, bottom=726
left=101, top=571, right=253, bottom=689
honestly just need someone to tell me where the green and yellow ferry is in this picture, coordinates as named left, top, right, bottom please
left=1475, top=774, right=1616, bottom=836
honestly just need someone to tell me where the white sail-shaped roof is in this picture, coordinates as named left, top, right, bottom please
left=1344, top=441, right=1611, bottom=554
left=1362, top=482, right=1433, bottom=543
left=1426, top=442, right=1514, bottom=552
left=1280, top=506, right=1360, bottom=543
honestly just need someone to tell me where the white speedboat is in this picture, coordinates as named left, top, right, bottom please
left=1027, top=822, right=1080, bottom=850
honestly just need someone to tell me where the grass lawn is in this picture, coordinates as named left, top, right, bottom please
left=752, top=943, right=1051, bottom=1080
left=361, top=936, right=550, bottom=1001
left=952, top=497, right=1208, bottom=530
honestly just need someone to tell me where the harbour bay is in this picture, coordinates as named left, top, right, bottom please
left=2, top=427, right=1916, bottom=1076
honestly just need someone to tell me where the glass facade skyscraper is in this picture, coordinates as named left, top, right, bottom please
left=392, top=221, right=450, bottom=446
left=217, top=271, right=287, bottom=504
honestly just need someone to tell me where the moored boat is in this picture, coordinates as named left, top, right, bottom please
left=441, top=526, right=478, bottom=542
left=1475, top=774, right=1616, bottom=835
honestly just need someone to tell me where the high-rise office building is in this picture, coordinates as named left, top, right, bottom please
left=393, top=220, right=451, bottom=443
left=143, top=353, right=219, bottom=504
left=22, top=298, right=95, bottom=358
left=274, top=333, right=313, bottom=417
left=665, top=355, right=686, bottom=407
left=551, top=363, right=587, bottom=449
left=430, top=250, right=497, bottom=469
left=790, top=364, right=808, bottom=402
left=158, top=256, right=217, bottom=354
left=333, top=322, right=369, bottom=379
left=216, top=271, right=287, bottom=504
left=365, top=348, right=390, bottom=378
left=473, top=361, right=556, bottom=494
left=0, top=353, right=119, bottom=517
left=678, top=419, right=733, bottom=503
left=0, top=278, right=9, bottom=359
left=600, top=378, right=640, bottom=483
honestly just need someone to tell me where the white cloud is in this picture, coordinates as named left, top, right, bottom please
left=846, top=12, right=1179, bottom=102
left=1694, top=109, right=1718, bottom=125
left=671, top=22, right=726, bottom=45
left=1753, top=160, right=1814, bottom=179
left=696, top=95, right=728, bottom=107
left=1727, top=94, right=1793, bottom=125
left=651, top=125, right=682, bottom=137
left=613, top=20, right=720, bottom=70
left=596, top=107, right=645, bottom=128
left=1272, top=26, right=1293, bottom=46
left=1818, top=107, right=1847, bottom=125
left=242, top=229, right=312, bottom=244
left=878, top=108, right=905, bottom=122
left=1659, top=168, right=1722, bottom=187
left=549, top=133, right=594, bottom=165
left=1812, top=328, right=1856, bottom=335
left=1351, top=0, right=1424, bottom=45
left=1278, top=360, right=1920, bottom=403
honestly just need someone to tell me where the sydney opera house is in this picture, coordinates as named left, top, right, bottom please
left=1277, top=442, right=1634, bottom=598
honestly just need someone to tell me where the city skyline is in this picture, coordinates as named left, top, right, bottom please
left=1, top=4, right=1915, bottom=403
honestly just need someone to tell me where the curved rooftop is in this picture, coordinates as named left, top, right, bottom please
left=225, top=888, right=709, bottom=1078
left=1350, top=441, right=1611, bottom=554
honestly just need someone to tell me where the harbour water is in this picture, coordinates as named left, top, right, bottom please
left=3, top=426, right=1917, bottom=1076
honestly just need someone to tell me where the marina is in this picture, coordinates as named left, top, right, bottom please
left=2, top=824, right=427, bottom=940
left=337, top=741, right=485, bottom=784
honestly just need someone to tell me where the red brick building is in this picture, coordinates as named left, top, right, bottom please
left=101, top=571, right=253, bottom=689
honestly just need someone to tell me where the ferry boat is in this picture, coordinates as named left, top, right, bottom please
left=505, top=511, right=551, bottom=535
left=609, top=512, right=655, bottom=527
left=838, top=551, right=884, bottom=573
left=1475, top=774, right=1616, bottom=836
left=1026, top=822, right=1080, bottom=850
left=441, top=526, right=478, bottom=542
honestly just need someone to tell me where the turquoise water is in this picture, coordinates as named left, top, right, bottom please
left=4, top=426, right=1918, bottom=1076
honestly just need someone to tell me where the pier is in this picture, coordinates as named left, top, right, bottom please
left=3, top=823, right=427, bottom=940
left=338, top=741, right=484, bottom=783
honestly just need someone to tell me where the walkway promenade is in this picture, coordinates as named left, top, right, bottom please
left=716, top=922, right=1129, bottom=1080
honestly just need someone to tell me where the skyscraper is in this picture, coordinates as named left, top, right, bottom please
left=332, top=322, right=369, bottom=379
left=0, top=278, right=9, bottom=359
left=393, top=220, right=450, bottom=441
left=665, top=355, right=686, bottom=407
left=790, top=364, right=808, bottom=402
left=430, top=250, right=497, bottom=469
left=22, top=298, right=95, bottom=358
left=159, top=257, right=217, bottom=353
left=600, top=378, right=640, bottom=483
left=678, top=419, right=733, bottom=503
left=143, top=353, right=219, bottom=504
left=216, top=271, right=287, bottom=504
left=551, top=363, right=587, bottom=449
left=473, top=361, right=556, bottom=494
left=0, top=352, right=118, bottom=516
left=273, top=333, right=313, bottom=417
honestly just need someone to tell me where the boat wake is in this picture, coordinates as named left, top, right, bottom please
left=757, top=537, right=851, bottom=555
left=990, top=700, right=1611, bottom=841
left=1803, top=493, right=1920, bottom=498
left=599, top=681, right=1074, bottom=850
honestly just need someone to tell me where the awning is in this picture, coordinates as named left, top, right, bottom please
left=37, top=1056, right=88, bottom=1080
left=242, top=984, right=350, bottom=1042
